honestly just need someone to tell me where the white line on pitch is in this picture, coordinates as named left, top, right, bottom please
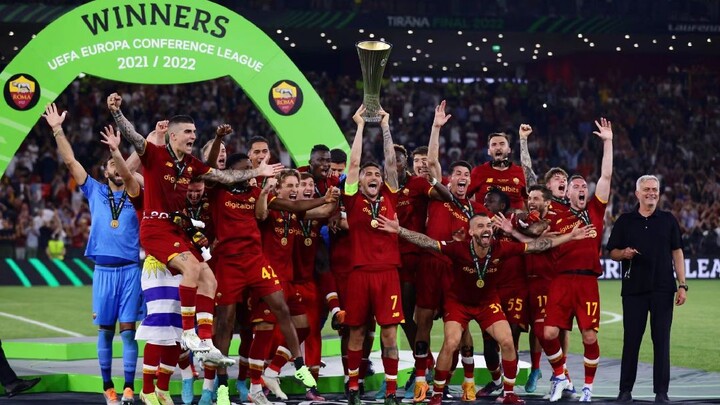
left=600, top=310, right=623, bottom=325
left=0, top=311, right=84, bottom=337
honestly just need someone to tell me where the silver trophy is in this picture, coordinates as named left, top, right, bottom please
left=356, top=40, right=392, bottom=123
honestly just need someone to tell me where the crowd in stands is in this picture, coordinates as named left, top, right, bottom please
left=237, top=0, right=718, bottom=21
left=2, top=68, right=719, bottom=259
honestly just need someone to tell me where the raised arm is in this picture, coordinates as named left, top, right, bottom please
left=428, top=100, right=451, bottom=180
left=107, top=92, right=146, bottom=154
left=593, top=118, right=613, bottom=201
left=429, top=179, right=453, bottom=202
left=518, top=123, right=537, bottom=187
left=376, top=214, right=441, bottom=253
left=380, top=110, right=399, bottom=190
left=200, top=155, right=284, bottom=185
left=124, top=120, right=167, bottom=172
left=255, top=181, right=275, bottom=221
left=43, top=103, right=88, bottom=185
left=100, top=126, right=140, bottom=197
left=207, top=124, right=232, bottom=168
left=346, top=105, right=366, bottom=186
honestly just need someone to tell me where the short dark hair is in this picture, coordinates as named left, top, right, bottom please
left=249, top=136, right=269, bottom=148
left=487, top=132, right=511, bottom=144
left=543, top=167, right=569, bottom=184
left=190, top=177, right=204, bottom=185
left=226, top=153, right=250, bottom=168
left=360, top=161, right=382, bottom=172
left=485, top=187, right=510, bottom=211
left=168, top=115, right=194, bottom=126
left=470, top=212, right=490, bottom=221
left=412, top=146, right=429, bottom=158
left=528, top=184, right=552, bottom=201
left=450, top=160, right=472, bottom=173
left=311, top=144, right=330, bottom=155
left=569, top=174, right=585, bottom=183
left=299, top=172, right=313, bottom=181
left=330, top=148, right=347, bottom=164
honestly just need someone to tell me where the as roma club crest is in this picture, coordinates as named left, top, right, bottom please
left=269, top=80, right=303, bottom=116
left=4, top=73, right=41, bottom=111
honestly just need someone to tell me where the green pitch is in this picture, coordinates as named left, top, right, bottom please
left=1, top=281, right=717, bottom=372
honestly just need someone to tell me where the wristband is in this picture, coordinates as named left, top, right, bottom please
left=52, top=128, right=62, bottom=137
left=430, top=177, right=438, bottom=187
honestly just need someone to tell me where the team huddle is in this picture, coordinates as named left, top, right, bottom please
left=43, top=93, right=614, bottom=405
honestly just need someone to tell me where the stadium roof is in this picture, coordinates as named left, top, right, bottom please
left=1, top=2, right=718, bottom=74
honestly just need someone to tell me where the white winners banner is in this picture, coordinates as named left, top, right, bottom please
left=599, top=257, right=720, bottom=280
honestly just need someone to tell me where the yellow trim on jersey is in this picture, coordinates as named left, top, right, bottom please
left=127, top=186, right=141, bottom=199
left=523, top=243, right=529, bottom=252
left=385, top=181, right=398, bottom=193
left=595, top=193, right=608, bottom=205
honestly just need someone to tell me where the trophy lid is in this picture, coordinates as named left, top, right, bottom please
left=356, top=40, right=392, bottom=51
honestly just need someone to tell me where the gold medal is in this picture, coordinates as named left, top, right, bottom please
left=370, top=219, right=379, bottom=228
left=110, top=219, right=119, bottom=228
left=281, top=237, right=288, bottom=246
left=476, top=279, right=485, bottom=288
left=304, top=238, right=312, bottom=246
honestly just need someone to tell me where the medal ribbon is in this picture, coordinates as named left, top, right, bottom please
left=369, top=197, right=381, bottom=219
left=299, top=220, right=312, bottom=238
left=166, top=143, right=187, bottom=187
left=570, top=207, right=591, bottom=226
left=107, top=187, right=128, bottom=222
left=470, top=241, right=492, bottom=283
left=187, top=200, right=203, bottom=220
left=450, top=194, right=474, bottom=219
left=280, top=211, right=291, bottom=240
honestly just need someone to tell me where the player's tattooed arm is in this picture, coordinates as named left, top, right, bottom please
left=518, top=124, right=537, bottom=187
left=107, top=93, right=146, bottom=154
left=380, top=109, right=399, bottom=191
left=376, top=213, right=441, bottom=252
left=525, top=223, right=596, bottom=253
left=200, top=155, right=283, bottom=185
left=398, top=227, right=442, bottom=253
left=525, top=237, right=554, bottom=253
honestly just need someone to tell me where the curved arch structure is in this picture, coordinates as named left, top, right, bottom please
left=0, top=0, right=349, bottom=175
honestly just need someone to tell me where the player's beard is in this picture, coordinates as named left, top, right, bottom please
left=473, top=231, right=492, bottom=249
left=108, top=174, right=124, bottom=188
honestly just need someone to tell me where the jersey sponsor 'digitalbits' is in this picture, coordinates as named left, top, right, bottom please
left=139, top=142, right=211, bottom=219
left=439, top=239, right=526, bottom=306
left=208, top=186, right=264, bottom=258
left=468, top=162, right=527, bottom=210
left=396, top=175, right=433, bottom=255
left=343, top=183, right=400, bottom=270
left=261, top=208, right=300, bottom=281
left=551, top=195, right=607, bottom=275
left=426, top=198, right=486, bottom=241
